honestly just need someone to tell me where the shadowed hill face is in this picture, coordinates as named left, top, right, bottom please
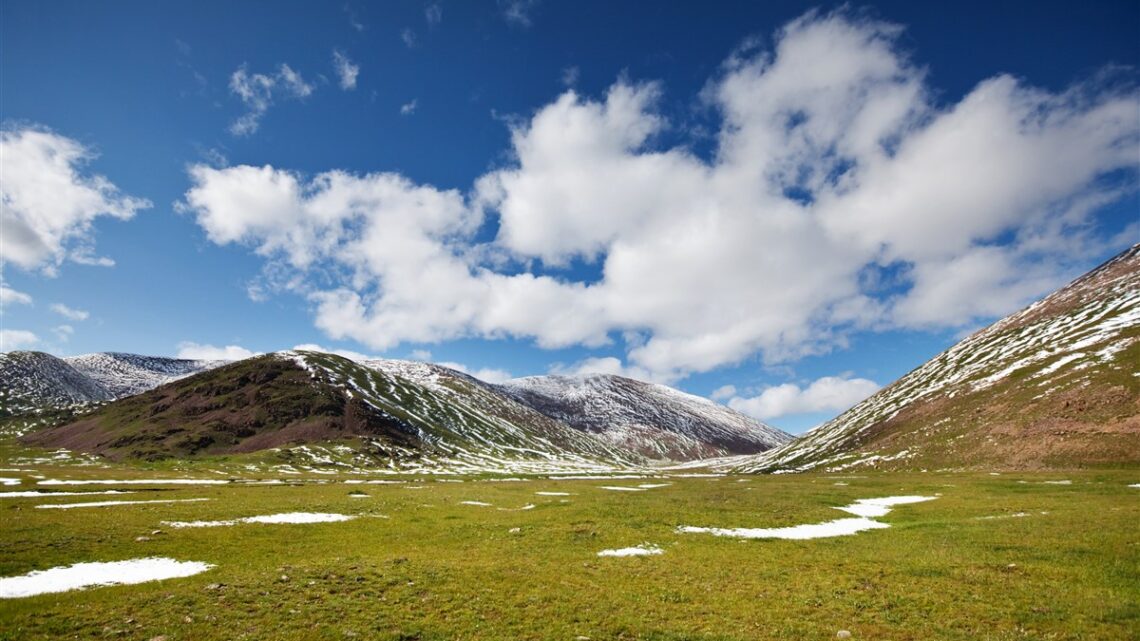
left=740, top=244, right=1140, bottom=473
left=499, top=373, right=792, bottom=460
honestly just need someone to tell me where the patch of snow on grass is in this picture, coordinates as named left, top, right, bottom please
left=39, top=479, right=230, bottom=486
left=1042, top=480, right=1072, bottom=485
left=163, top=512, right=356, bottom=528
left=835, top=496, right=937, bottom=518
left=36, top=498, right=212, bottom=510
left=0, top=478, right=22, bottom=486
left=535, top=491, right=572, bottom=496
left=598, top=486, right=646, bottom=492
left=0, top=491, right=134, bottom=498
left=0, top=557, right=214, bottom=599
left=597, top=544, right=663, bottom=557
left=460, top=501, right=492, bottom=507
left=678, top=495, right=937, bottom=540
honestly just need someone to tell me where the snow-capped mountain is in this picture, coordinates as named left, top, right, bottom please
left=0, top=352, right=112, bottom=414
left=65, top=352, right=223, bottom=398
left=0, top=351, right=223, bottom=416
left=27, top=351, right=645, bottom=473
left=738, top=244, right=1140, bottom=473
left=498, top=374, right=792, bottom=460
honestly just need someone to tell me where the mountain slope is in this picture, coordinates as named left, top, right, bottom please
left=499, top=374, right=792, bottom=460
left=740, top=244, right=1140, bottom=473
left=0, top=351, right=112, bottom=415
left=65, top=352, right=223, bottom=398
left=25, top=351, right=643, bottom=472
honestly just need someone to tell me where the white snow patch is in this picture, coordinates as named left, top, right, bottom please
left=598, top=486, right=646, bottom=492
left=1042, top=480, right=1072, bottom=485
left=460, top=501, right=493, bottom=507
left=163, top=512, right=356, bottom=528
left=0, top=557, right=214, bottom=599
left=535, top=491, right=572, bottom=496
left=36, top=498, right=212, bottom=510
left=39, top=479, right=230, bottom=486
left=597, top=544, right=663, bottom=557
left=637, top=483, right=672, bottom=489
left=0, top=478, right=22, bottom=486
left=1129, top=483, right=1140, bottom=489
left=0, top=491, right=134, bottom=498
left=835, top=496, right=936, bottom=518
left=679, top=495, right=937, bottom=540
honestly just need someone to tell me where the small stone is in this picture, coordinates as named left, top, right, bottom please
left=135, top=536, right=151, bottom=542
left=183, top=616, right=193, bottom=623
left=837, top=631, right=852, bottom=639
left=151, top=529, right=164, bottom=536
left=574, top=636, right=591, bottom=641
left=148, top=636, right=168, bottom=641
left=204, top=583, right=223, bottom=591
left=280, top=574, right=290, bottom=582
left=508, top=527, right=521, bottom=533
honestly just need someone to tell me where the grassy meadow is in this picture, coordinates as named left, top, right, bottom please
left=0, top=465, right=1137, bottom=641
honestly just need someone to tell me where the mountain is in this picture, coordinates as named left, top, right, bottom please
left=24, top=351, right=644, bottom=473
left=0, top=351, right=112, bottom=415
left=0, top=351, right=222, bottom=417
left=65, top=352, right=223, bottom=398
left=740, top=244, right=1140, bottom=473
left=499, top=374, right=792, bottom=460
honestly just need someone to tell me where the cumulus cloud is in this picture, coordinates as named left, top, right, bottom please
left=0, top=284, right=32, bottom=307
left=400, top=99, right=418, bottom=116
left=332, top=50, right=360, bottom=90
left=229, top=64, right=315, bottom=136
left=728, top=375, right=881, bottom=420
left=176, top=342, right=260, bottom=361
left=0, top=329, right=39, bottom=350
left=183, top=10, right=1139, bottom=382
left=50, top=303, right=89, bottom=321
left=0, top=127, right=151, bottom=274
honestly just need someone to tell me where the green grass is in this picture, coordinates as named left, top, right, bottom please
left=1, top=469, right=1137, bottom=640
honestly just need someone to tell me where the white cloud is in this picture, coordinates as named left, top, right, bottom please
left=728, top=375, right=881, bottom=420
left=409, top=349, right=432, bottom=361
left=548, top=356, right=659, bottom=383
left=561, top=66, right=580, bottom=87
left=0, top=329, right=39, bottom=350
left=0, top=127, right=151, bottom=273
left=183, top=10, right=1139, bottom=382
left=400, top=99, right=418, bottom=116
left=401, top=28, right=417, bottom=48
left=228, top=64, right=315, bottom=136
left=0, top=285, right=32, bottom=307
left=437, top=361, right=513, bottom=384
left=332, top=50, right=359, bottom=90
left=710, top=384, right=736, bottom=401
left=176, top=342, right=260, bottom=361
left=425, top=3, right=442, bottom=25
left=52, top=325, right=74, bottom=342
left=500, top=0, right=539, bottom=27
left=50, top=303, right=89, bottom=321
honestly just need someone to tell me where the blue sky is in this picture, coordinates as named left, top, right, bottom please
left=1, top=0, right=1137, bottom=433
